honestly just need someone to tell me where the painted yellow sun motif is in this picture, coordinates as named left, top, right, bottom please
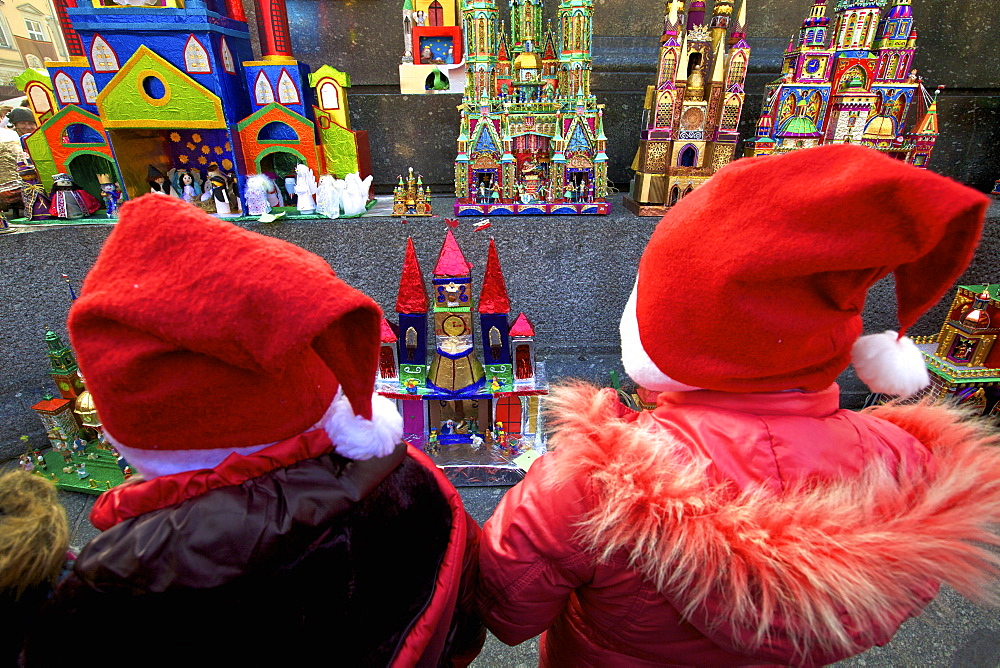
left=198, top=156, right=207, bottom=165
left=186, top=142, right=196, bottom=150
left=224, top=142, right=231, bottom=151
left=191, top=133, right=202, bottom=143
left=169, top=132, right=181, bottom=142
left=214, top=146, right=223, bottom=155
left=221, top=158, right=233, bottom=171
left=201, top=145, right=210, bottom=154
left=178, top=154, right=189, bottom=164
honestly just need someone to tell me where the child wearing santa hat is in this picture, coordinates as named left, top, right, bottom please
left=478, top=144, right=1000, bottom=666
left=24, top=195, right=484, bottom=667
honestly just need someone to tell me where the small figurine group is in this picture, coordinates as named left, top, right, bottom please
left=148, top=163, right=242, bottom=216
left=245, top=166, right=372, bottom=219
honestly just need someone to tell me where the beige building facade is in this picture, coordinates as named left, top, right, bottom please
left=0, top=0, right=67, bottom=87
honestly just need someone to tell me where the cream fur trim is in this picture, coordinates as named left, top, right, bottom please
left=109, top=391, right=403, bottom=479
left=620, top=276, right=700, bottom=392
left=851, top=330, right=930, bottom=398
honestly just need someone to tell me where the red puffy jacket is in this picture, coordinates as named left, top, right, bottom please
left=479, top=383, right=1000, bottom=667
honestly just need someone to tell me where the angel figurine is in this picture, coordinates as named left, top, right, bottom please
left=294, top=163, right=317, bottom=214
left=244, top=174, right=273, bottom=217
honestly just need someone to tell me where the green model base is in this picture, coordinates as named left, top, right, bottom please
left=30, top=443, right=127, bottom=495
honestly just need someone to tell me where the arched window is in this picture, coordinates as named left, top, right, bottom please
left=54, top=72, right=79, bottom=104
left=669, top=185, right=680, bottom=205
left=428, top=0, right=444, bottom=26
left=720, top=96, right=741, bottom=130
left=257, top=121, right=297, bottom=142
left=81, top=72, right=98, bottom=103
left=679, top=145, right=697, bottom=167
left=659, top=49, right=677, bottom=82
left=62, top=123, right=104, bottom=144
left=220, top=37, right=235, bottom=74
left=727, top=53, right=746, bottom=87
left=277, top=69, right=300, bottom=104
left=27, top=84, right=50, bottom=114
left=91, top=35, right=118, bottom=72
left=254, top=71, right=274, bottom=105
left=183, top=35, right=211, bottom=74
left=654, top=91, right=673, bottom=128
left=319, top=81, right=340, bottom=109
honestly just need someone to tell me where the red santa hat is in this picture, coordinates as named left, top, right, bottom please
left=622, top=144, right=990, bottom=397
left=68, top=194, right=401, bottom=478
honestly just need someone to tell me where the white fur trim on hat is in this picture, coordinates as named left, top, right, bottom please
left=620, top=277, right=701, bottom=392
left=851, top=330, right=930, bottom=398
left=107, top=432, right=273, bottom=480
left=321, top=389, right=403, bottom=461
left=107, top=391, right=403, bottom=479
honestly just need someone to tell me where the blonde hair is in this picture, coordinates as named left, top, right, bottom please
left=0, top=471, right=69, bottom=599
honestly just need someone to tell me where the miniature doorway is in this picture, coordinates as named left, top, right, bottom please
left=67, top=153, right=116, bottom=199
left=472, top=169, right=499, bottom=202
left=433, top=398, right=488, bottom=442
left=425, top=68, right=449, bottom=91
left=565, top=170, right=591, bottom=202
left=494, top=395, right=522, bottom=435
left=257, top=149, right=304, bottom=179
left=679, top=145, right=697, bottom=167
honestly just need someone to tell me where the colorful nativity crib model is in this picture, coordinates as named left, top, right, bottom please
left=625, top=0, right=752, bottom=216
left=25, top=328, right=129, bottom=495
left=376, top=232, right=548, bottom=485
left=867, top=284, right=1000, bottom=418
left=745, top=0, right=939, bottom=167
left=453, top=0, right=610, bottom=216
left=12, top=0, right=370, bottom=215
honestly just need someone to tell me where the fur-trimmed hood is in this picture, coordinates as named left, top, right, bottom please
left=544, top=383, right=1000, bottom=665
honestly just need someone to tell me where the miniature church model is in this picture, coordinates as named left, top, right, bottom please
left=14, top=0, right=370, bottom=209
left=875, top=284, right=1000, bottom=417
left=377, top=232, right=547, bottom=481
left=746, top=0, right=939, bottom=167
left=453, top=0, right=610, bottom=216
left=625, top=0, right=751, bottom=216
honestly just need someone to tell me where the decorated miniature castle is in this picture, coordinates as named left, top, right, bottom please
left=453, top=0, right=610, bottom=216
left=400, top=0, right=467, bottom=94
left=12, top=0, right=370, bottom=213
left=624, top=0, right=751, bottom=216
left=377, top=232, right=547, bottom=483
left=868, top=284, right=1000, bottom=417
left=27, top=328, right=128, bottom=494
left=392, top=167, right=433, bottom=216
left=746, top=0, right=938, bottom=167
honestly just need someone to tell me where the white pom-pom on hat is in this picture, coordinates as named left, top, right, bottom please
left=851, top=330, right=930, bottom=398
left=321, top=390, right=403, bottom=461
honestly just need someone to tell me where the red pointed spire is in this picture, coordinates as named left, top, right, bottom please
left=478, top=238, right=511, bottom=314
left=433, top=230, right=473, bottom=277
left=395, top=238, right=428, bottom=314
left=380, top=317, right=398, bottom=343
left=509, top=312, right=535, bottom=337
